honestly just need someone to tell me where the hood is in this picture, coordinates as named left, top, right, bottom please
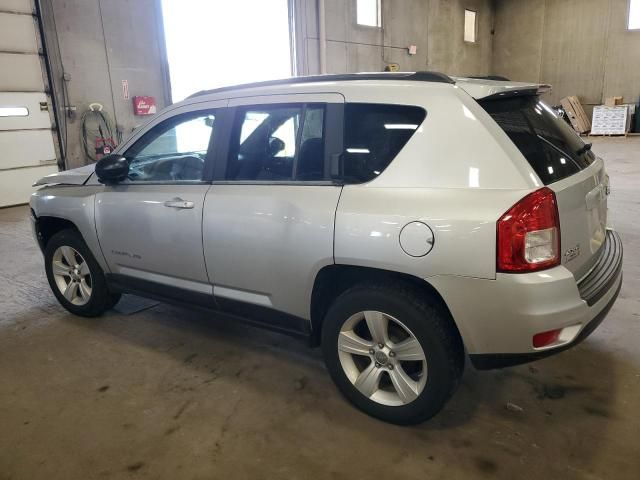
left=33, top=163, right=96, bottom=187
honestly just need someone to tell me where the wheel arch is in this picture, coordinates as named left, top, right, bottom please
left=309, top=264, right=465, bottom=353
left=34, top=214, right=81, bottom=251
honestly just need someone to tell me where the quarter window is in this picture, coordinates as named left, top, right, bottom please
left=226, top=104, right=326, bottom=181
left=125, top=112, right=215, bottom=182
left=342, top=103, right=426, bottom=184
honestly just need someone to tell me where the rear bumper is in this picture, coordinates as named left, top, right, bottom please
left=428, top=230, right=623, bottom=369
left=469, top=275, right=621, bottom=369
left=577, top=230, right=623, bottom=306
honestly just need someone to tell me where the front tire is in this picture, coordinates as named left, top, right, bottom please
left=44, top=229, right=120, bottom=317
left=321, top=282, right=463, bottom=425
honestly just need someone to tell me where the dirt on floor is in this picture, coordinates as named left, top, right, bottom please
left=0, top=137, right=639, bottom=480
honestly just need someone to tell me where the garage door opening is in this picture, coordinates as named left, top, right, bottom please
left=161, top=0, right=294, bottom=102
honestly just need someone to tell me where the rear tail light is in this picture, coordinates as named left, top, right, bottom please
left=497, top=187, right=560, bottom=273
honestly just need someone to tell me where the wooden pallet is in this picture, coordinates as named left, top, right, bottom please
left=587, top=133, right=628, bottom=137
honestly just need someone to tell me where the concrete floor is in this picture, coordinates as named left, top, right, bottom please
left=0, top=137, right=638, bottom=480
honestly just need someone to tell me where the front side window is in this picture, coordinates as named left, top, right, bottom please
left=342, top=103, right=426, bottom=184
left=226, top=104, right=326, bottom=181
left=125, top=112, right=215, bottom=182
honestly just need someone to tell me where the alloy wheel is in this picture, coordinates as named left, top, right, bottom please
left=337, top=310, right=428, bottom=406
left=51, top=246, right=93, bottom=306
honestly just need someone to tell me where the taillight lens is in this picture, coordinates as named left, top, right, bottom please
left=497, top=187, right=560, bottom=273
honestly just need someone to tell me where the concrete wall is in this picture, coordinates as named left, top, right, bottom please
left=493, top=0, right=640, bottom=110
left=42, top=0, right=170, bottom=169
left=294, top=0, right=494, bottom=76
left=44, top=0, right=497, bottom=169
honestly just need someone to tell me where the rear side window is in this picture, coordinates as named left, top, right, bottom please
left=226, top=104, right=326, bottom=182
left=342, top=103, right=426, bottom=183
left=480, top=96, right=595, bottom=185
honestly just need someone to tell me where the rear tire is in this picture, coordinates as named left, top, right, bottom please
left=44, top=229, right=119, bottom=317
left=321, top=282, right=463, bottom=425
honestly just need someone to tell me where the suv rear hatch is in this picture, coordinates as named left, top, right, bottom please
left=479, top=94, right=608, bottom=282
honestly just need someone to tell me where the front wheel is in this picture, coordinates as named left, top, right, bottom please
left=44, top=229, right=120, bottom=317
left=321, top=283, right=463, bottom=425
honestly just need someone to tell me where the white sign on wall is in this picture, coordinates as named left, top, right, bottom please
left=122, top=79, right=129, bottom=100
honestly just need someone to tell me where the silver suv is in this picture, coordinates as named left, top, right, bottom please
left=30, top=72, right=623, bottom=424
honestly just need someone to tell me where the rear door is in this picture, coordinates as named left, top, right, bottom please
left=203, top=93, right=344, bottom=325
left=480, top=96, right=607, bottom=280
left=0, top=5, right=58, bottom=207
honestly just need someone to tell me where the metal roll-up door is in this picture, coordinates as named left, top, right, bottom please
left=0, top=0, right=58, bottom=207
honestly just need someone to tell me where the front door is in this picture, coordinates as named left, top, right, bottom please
left=95, top=106, right=221, bottom=295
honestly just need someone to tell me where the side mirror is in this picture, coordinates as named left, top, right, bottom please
left=96, top=154, right=129, bottom=184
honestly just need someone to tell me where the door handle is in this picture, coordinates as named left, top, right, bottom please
left=164, top=198, right=194, bottom=209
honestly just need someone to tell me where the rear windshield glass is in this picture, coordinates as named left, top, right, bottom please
left=480, top=96, right=595, bottom=185
left=343, top=103, right=426, bottom=183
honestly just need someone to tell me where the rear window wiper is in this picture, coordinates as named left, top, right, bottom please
left=576, top=142, right=592, bottom=156
left=536, top=134, right=574, bottom=160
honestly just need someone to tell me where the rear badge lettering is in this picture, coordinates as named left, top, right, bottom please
left=564, top=244, right=580, bottom=262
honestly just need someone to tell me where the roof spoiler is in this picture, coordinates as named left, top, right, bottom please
left=479, top=84, right=552, bottom=101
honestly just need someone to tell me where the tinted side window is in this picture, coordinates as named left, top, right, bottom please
left=297, top=106, right=325, bottom=181
left=342, top=103, right=426, bottom=183
left=227, top=106, right=300, bottom=181
left=125, top=112, right=215, bottom=182
left=226, top=104, right=326, bottom=181
left=480, top=96, right=595, bottom=185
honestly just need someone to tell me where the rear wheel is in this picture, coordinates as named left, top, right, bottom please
left=321, top=282, right=463, bottom=425
left=44, top=229, right=120, bottom=317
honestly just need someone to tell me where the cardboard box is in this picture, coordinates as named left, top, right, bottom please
left=591, top=105, right=629, bottom=135
left=605, top=96, right=623, bottom=107
left=561, top=96, right=591, bottom=133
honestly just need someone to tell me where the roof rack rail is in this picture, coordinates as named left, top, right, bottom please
left=188, top=71, right=454, bottom=99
